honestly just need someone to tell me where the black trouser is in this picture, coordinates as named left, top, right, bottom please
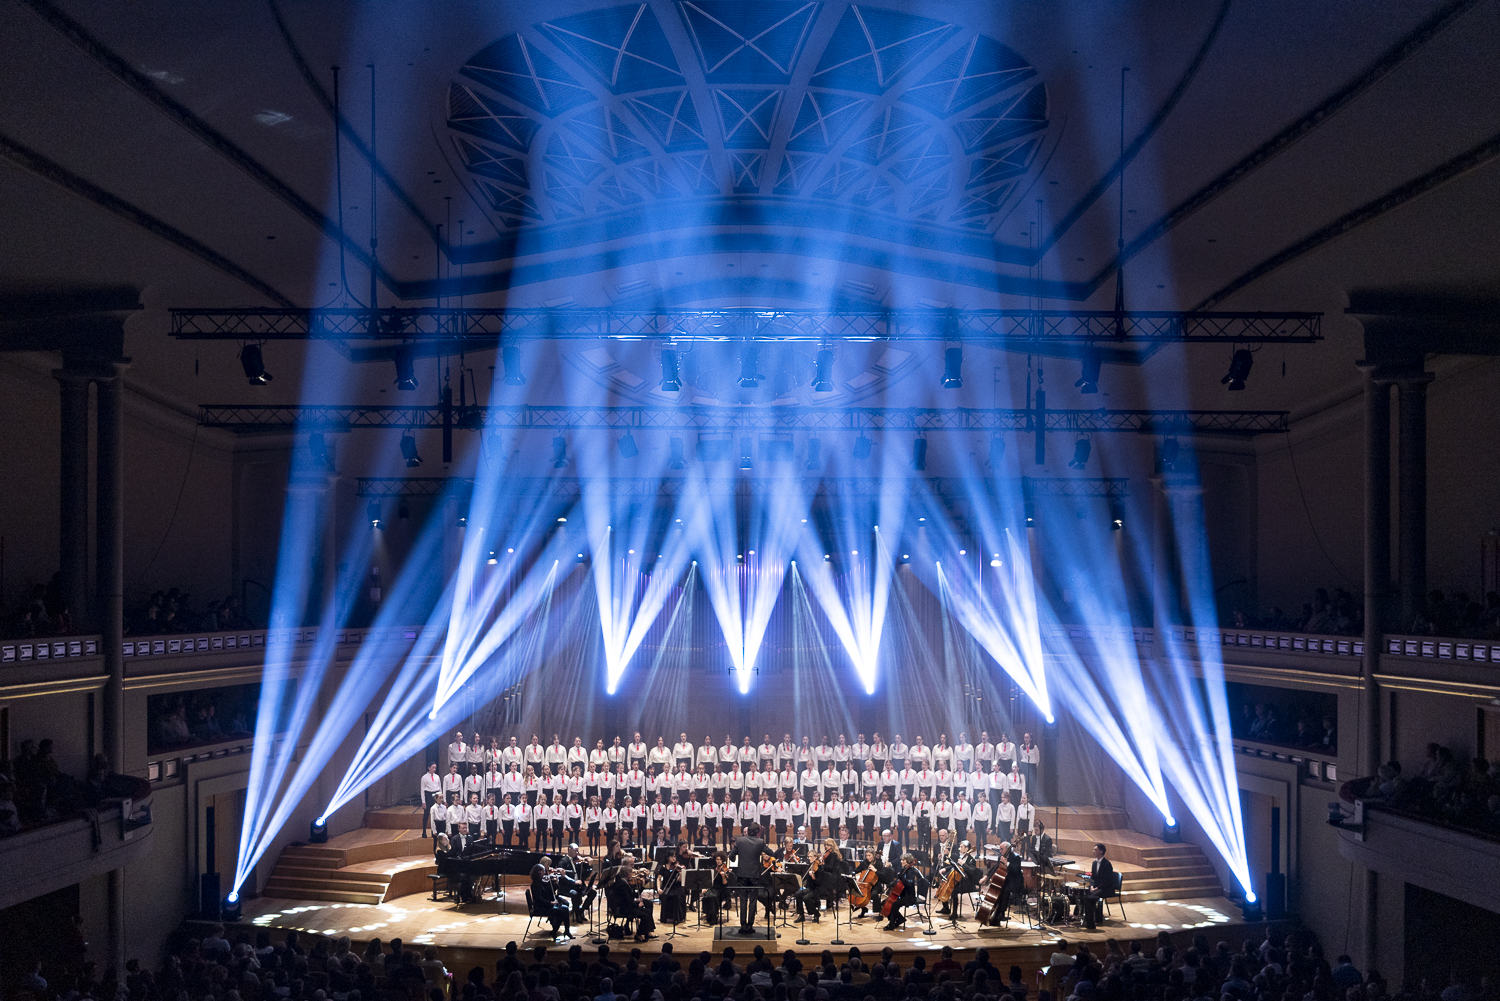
left=794, top=884, right=834, bottom=919
left=538, top=897, right=570, bottom=933
left=896, top=822, right=910, bottom=848
left=502, top=821, right=513, bottom=845
left=1083, top=890, right=1105, bottom=928
left=917, top=819, right=932, bottom=849
left=972, top=821, right=987, bottom=848
left=737, top=876, right=768, bottom=928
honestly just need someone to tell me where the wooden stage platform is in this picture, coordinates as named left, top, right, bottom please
left=241, top=804, right=1253, bottom=976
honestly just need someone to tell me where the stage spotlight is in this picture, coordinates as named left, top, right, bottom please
left=398, top=499, right=410, bottom=521
left=813, top=349, right=834, bottom=392
left=988, top=434, right=1005, bottom=468
left=1068, top=437, right=1091, bottom=469
left=1161, top=436, right=1180, bottom=470
left=308, top=432, right=334, bottom=472
left=618, top=432, right=639, bottom=458
left=739, top=437, right=753, bottom=470
left=400, top=431, right=422, bottom=468
left=1222, top=348, right=1254, bottom=390
left=1241, top=890, right=1263, bottom=922
left=739, top=344, right=760, bottom=388
left=552, top=436, right=569, bottom=468
left=668, top=437, right=687, bottom=469
left=240, top=343, right=272, bottom=385
left=899, top=553, right=910, bottom=563
left=456, top=513, right=467, bottom=528
left=502, top=344, right=526, bottom=386
left=853, top=434, right=872, bottom=460
left=1024, top=497, right=1036, bottom=526
left=942, top=347, right=963, bottom=388
left=310, top=816, right=329, bottom=843
left=806, top=437, right=822, bottom=470
left=912, top=437, right=928, bottom=471
left=392, top=347, right=419, bottom=391
left=990, top=554, right=1002, bottom=567
left=222, top=893, right=242, bottom=922
left=1163, top=816, right=1181, bottom=842
left=659, top=348, right=681, bottom=391
left=1075, top=348, right=1102, bottom=394
left=367, top=500, right=382, bottom=528
left=487, top=550, right=498, bottom=565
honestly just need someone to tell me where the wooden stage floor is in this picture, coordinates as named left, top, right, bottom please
left=238, top=888, right=1248, bottom=969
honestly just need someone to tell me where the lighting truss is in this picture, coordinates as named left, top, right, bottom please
left=202, top=404, right=1289, bottom=436
left=169, top=307, right=1320, bottom=345
left=354, top=475, right=1129, bottom=500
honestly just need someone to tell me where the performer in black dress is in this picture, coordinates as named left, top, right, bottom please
left=793, top=838, right=848, bottom=922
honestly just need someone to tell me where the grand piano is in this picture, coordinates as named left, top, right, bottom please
left=434, top=838, right=543, bottom=903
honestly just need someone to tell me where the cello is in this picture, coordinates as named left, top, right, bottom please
left=879, top=877, right=905, bottom=918
left=849, top=865, right=879, bottom=909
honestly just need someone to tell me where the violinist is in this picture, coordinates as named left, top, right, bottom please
left=657, top=851, right=688, bottom=925
left=560, top=843, right=596, bottom=914
left=530, top=858, right=574, bottom=940
left=794, top=838, right=847, bottom=922
left=605, top=858, right=656, bottom=942
left=701, top=850, right=732, bottom=925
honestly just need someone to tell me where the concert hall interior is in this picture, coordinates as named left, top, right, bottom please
left=2, top=0, right=1500, bottom=998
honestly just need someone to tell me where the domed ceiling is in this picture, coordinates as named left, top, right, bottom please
left=444, top=2, right=1050, bottom=261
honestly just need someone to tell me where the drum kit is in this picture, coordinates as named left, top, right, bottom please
left=1036, top=868, right=1090, bottom=927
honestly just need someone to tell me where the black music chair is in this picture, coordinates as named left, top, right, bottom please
left=1103, top=872, right=1126, bottom=920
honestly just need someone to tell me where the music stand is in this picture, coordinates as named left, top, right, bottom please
left=770, top=871, right=800, bottom=929
left=715, top=884, right=777, bottom=941
left=685, top=869, right=713, bottom=931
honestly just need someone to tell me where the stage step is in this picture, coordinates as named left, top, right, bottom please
left=364, top=806, right=426, bottom=830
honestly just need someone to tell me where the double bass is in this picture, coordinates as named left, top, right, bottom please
left=973, top=858, right=1007, bottom=925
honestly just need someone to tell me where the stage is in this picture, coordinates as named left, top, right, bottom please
left=239, top=805, right=1252, bottom=973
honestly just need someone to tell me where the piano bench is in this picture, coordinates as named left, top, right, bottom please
left=429, top=874, right=452, bottom=901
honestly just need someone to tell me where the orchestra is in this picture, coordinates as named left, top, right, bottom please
left=424, top=727, right=1084, bottom=940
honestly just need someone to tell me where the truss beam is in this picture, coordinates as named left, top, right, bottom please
left=354, top=475, right=1129, bottom=500
left=203, top=404, right=1287, bottom=436
left=171, top=307, right=1320, bottom=346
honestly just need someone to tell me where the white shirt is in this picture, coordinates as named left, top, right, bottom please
left=545, top=743, right=567, bottom=767
left=648, top=745, right=672, bottom=769
left=502, top=770, right=523, bottom=796
left=430, top=802, right=448, bottom=827
left=954, top=741, right=974, bottom=766
left=877, top=800, right=895, bottom=822
left=778, top=741, right=797, bottom=766
left=996, top=801, right=1016, bottom=824
left=771, top=800, right=791, bottom=823
left=1021, top=743, right=1040, bottom=765
left=696, top=744, right=719, bottom=768
left=525, top=742, right=546, bottom=765
left=932, top=744, right=953, bottom=767
left=685, top=799, right=701, bottom=819
left=1015, top=801, right=1035, bottom=823
left=586, top=806, right=603, bottom=824
left=1008, top=772, right=1026, bottom=795
left=484, top=770, right=504, bottom=793
left=673, top=740, right=695, bottom=761
left=871, top=740, right=889, bottom=761
left=626, top=768, right=646, bottom=788
left=833, top=743, right=852, bottom=764
left=880, top=767, right=898, bottom=789
left=908, top=744, right=931, bottom=768
left=443, top=773, right=464, bottom=796
left=502, top=745, right=524, bottom=769
left=789, top=797, right=807, bottom=816
left=889, top=740, right=908, bottom=761
left=567, top=745, right=588, bottom=768
left=953, top=799, right=972, bottom=821
left=420, top=772, right=442, bottom=797
left=852, top=740, right=871, bottom=761
left=720, top=742, right=738, bottom=763
left=448, top=741, right=468, bottom=765
left=995, top=740, right=1016, bottom=762
left=975, top=740, right=996, bottom=763
left=703, top=801, right=721, bottom=821
left=758, top=742, right=776, bottom=762
left=807, top=799, right=824, bottom=820
left=628, top=740, right=648, bottom=763
left=972, top=800, right=992, bottom=823
left=603, top=807, right=619, bottom=826
left=589, top=748, right=609, bottom=769
left=467, top=743, right=486, bottom=765
left=607, top=743, right=627, bottom=766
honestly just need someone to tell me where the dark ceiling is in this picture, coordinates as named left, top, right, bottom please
left=1, top=0, right=1497, bottom=414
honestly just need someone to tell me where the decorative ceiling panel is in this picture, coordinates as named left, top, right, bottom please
left=446, top=1, right=1050, bottom=241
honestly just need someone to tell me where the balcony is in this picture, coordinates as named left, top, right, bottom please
left=1336, top=796, right=1499, bottom=914
left=0, top=780, right=155, bottom=911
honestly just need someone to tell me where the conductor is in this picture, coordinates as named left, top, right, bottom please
left=730, top=820, right=771, bottom=933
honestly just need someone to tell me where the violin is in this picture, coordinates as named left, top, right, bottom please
left=760, top=851, right=783, bottom=873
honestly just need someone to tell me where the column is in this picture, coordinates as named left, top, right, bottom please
left=1355, top=362, right=1391, bottom=977
left=1355, top=363, right=1390, bottom=781
left=54, top=368, right=92, bottom=629
left=95, top=362, right=128, bottom=975
left=1394, top=369, right=1433, bottom=630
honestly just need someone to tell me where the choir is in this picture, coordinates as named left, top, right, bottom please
left=420, top=728, right=1042, bottom=854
